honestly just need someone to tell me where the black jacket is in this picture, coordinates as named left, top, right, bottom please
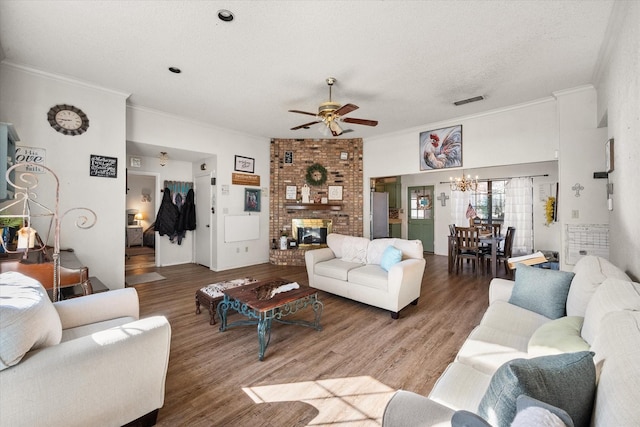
left=177, top=188, right=196, bottom=232
left=156, top=188, right=179, bottom=237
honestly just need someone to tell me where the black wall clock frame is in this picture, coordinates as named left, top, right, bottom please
left=47, top=104, right=90, bottom=136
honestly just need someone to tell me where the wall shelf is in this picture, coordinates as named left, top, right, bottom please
left=284, top=203, right=342, bottom=211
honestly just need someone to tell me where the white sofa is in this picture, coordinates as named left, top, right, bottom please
left=382, top=256, right=640, bottom=426
left=305, top=233, right=426, bottom=319
left=0, top=272, right=172, bottom=427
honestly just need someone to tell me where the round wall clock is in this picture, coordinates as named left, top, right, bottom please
left=47, top=104, right=90, bottom=136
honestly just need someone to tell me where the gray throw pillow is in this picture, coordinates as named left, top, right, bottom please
left=477, top=351, right=595, bottom=427
left=509, top=264, right=575, bottom=319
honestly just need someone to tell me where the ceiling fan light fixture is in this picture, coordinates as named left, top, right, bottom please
left=217, top=9, right=234, bottom=22
left=329, top=119, right=343, bottom=136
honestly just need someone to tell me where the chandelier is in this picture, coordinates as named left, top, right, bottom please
left=450, top=173, right=478, bottom=192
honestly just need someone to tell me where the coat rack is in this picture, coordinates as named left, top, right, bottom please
left=0, top=163, right=97, bottom=301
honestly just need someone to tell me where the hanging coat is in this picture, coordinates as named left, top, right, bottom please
left=177, top=188, right=196, bottom=232
left=156, top=188, right=179, bottom=237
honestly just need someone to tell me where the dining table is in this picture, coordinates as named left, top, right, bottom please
left=479, top=233, right=506, bottom=278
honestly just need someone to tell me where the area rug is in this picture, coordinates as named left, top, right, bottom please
left=125, top=272, right=166, bottom=286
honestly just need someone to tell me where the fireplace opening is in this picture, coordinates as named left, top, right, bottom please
left=292, top=219, right=332, bottom=247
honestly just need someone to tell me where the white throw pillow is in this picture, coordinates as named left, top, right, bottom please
left=341, top=236, right=369, bottom=264
left=0, top=272, right=62, bottom=371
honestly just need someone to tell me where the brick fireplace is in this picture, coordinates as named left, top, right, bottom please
left=269, top=138, right=363, bottom=266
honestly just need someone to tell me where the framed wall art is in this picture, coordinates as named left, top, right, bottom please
left=244, top=188, right=261, bottom=212
left=89, top=154, right=117, bottom=178
left=234, top=155, right=255, bottom=173
left=285, top=185, right=297, bottom=200
left=419, top=125, right=462, bottom=171
left=605, top=138, right=614, bottom=172
left=328, top=185, right=343, bottom=201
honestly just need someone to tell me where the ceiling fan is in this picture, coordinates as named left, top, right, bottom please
left=289, top=77, right=378, bottom=136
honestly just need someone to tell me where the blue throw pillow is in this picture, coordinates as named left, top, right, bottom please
left=477, top=351, right=595, bottom=427
left=509, top=264, right=575, bottom=319
left=380, top=245, right=402, bottom=271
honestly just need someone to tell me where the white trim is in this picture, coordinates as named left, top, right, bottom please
left=0, top=60, right=131, bottom=98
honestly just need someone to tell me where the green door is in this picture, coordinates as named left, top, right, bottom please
left=408, top=186, right=434, bottom=252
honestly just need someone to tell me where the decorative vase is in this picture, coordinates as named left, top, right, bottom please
left=279, top=236, right=288, bottom=250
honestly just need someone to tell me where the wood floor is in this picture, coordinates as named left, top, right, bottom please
left=131, top=254, right=504, bottom=426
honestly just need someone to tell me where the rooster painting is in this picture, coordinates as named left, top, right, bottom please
left=419, top=125, right=462, bottom=170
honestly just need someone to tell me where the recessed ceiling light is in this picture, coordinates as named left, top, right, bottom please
left=453, top=95, right=485, bottom=106
left=168, top=67, right=181, bottom=74
left=217, top=9, right=234, bottom=22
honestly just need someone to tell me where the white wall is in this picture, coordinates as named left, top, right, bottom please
left=555, top=87, right=609, bottom=271
left=594, top=1, right=640, bottom=280
left=364, top=97, right=561, bottom=256
left=0, top=62, right=128, bottom=288
left=126, top=106, right=270, bottom=271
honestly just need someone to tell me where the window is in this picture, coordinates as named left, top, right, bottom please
left=473, top=180, right=506, bottom=226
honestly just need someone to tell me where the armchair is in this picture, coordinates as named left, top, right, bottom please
left=0, top=272, right=171, bottom=426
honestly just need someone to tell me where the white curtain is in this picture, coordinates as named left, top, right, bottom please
left=504, top=177, right=533, bottom=255
left=451, top=190, right=474, bottom=228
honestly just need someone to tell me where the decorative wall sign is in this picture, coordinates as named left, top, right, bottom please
left=419, top=125, right=462, bottom=171
left=284, top=151, right=293, bottom=164
left=234, top=155, right=255, bottom=173
left=244, top=188, right=261, bottom=212
left=285, top=185, right=297, bottom=200
left=14, top=146, right=46, bottom=173
left=340, top=152, right=348, bottom=160
left=605, top=138, right=614, bottom=172
left=89, top=154, right=117, bottom=178
left=232, top=172, right=260, bottom=186
left=130, top=157, right=141, bottom=168
left=328, top=185, right=343, bottom=201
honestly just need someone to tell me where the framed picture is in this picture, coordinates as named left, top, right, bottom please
left=419, top=125, right=462, bottom=171
left=285, top=185, right=297, bottom=200
left=605, top=138, right=614, bottom=172
left=284, top=151, right=293, bottom=164
left=235, top=155, right=255, bottom=173
left=89, top=154, right=118, bottom=178
left=328, top=185, right=343, bottom=201
left=244, top=188, right=261, bottom=212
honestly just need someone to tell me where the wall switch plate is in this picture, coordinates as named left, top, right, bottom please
left=572, top=210, right=579, bottom=219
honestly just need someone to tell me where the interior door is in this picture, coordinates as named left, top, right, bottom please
left=195, top=174, right=212, bottom=267
left=408, top=186, right=434, bottom=252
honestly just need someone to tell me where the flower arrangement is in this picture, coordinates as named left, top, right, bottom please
left=545, top=196, right=556, bottom=226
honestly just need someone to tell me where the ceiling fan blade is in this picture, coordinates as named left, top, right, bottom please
left=342, top=117, right=378, bottom=127
left=334, top=103, right=359, bottom=117
left=291, top=120, right=321, bottom=130
left=288, top=109, right=317, bottom=117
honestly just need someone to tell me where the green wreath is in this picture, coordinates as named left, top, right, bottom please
left=306, top=163, right=328, bottom=186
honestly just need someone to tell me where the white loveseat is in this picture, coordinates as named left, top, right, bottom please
left=0, top=272, right=172, bottom=427
left=305, top=233, right=426, bottom=319
left=382, top=256, right=640, bottom=426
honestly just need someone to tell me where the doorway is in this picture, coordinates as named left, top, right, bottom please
left=126, top=171, right=159, bottom=270
left=407, top=186, right=434, bottom=252
left=195, top=173, right=213, bottom=267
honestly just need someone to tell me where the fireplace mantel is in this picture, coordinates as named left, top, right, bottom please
left=284, top=203, right=342, bottom=211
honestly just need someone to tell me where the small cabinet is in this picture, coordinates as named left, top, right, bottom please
left=375, top=177, right=401, bottom=208
left=0, top=123, right=19, bottom=201
left=389, top=223, right=401, bottom=238
left=126, top=226, right=143, bottom=247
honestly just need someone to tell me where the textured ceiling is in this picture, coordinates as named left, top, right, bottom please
left=0, top=1, right=614, bottom=152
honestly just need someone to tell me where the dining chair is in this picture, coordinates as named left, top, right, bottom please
left=455, top=227, right=482, bottom=275
left=448, top=224, right=457, bottom=273
left=488, top=226, right=515, bottom=277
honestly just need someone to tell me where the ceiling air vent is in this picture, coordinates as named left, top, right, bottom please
left=453, top=95, right=485, bottom=106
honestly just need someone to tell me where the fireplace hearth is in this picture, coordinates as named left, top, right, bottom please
left=292, top=219, right=332, bottom=247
